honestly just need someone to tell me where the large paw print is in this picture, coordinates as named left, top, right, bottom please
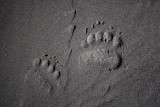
left=79, top=29, right=122, bottom=70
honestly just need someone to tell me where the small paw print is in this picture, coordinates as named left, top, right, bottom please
left=32, top=56, right=61, bottom=81
left=21, top=55, right=65, bottom=107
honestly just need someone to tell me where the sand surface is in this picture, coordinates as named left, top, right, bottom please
left=0, top=0, right=160, bottom=107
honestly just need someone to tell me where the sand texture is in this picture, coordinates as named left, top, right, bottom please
left=0, top=0, right=160, bottom=107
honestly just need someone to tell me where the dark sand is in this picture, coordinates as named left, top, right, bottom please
left=1, top=0, right=160, bottom=107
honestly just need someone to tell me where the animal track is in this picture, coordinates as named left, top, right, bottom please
left=20, top=55, right=68, bottom=106
left=24, top=55, right=62, bottom=95
left=85, top=20, right=105, bottom=34
left=32, top=56, right=61, bottom=84
left=79, top=29, right=122, bottom=70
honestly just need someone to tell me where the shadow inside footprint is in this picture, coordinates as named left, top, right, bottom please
left=79, top=29, right=123, bottom=71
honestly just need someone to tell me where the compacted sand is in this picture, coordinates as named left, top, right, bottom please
left=1, top=0, right=160, bottom=107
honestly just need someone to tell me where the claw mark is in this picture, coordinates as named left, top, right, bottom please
left=101, top=21, right=105, bottom=25
left=96, top=20, right=100, bottom=25
left=68, top=25, right=76, bottom=45
left=71, top=0, right=74, bottom=8
left=69, top=25, right=76, bottom=36
left=85, top=28, right=89, bottom=34
left=66, top=49, right=72, bottom=66
left=91, top=23, right=95, bottom=29
left=70, top=10, right=76, bottom=23
left=53, top=56, right=63, bottom=67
